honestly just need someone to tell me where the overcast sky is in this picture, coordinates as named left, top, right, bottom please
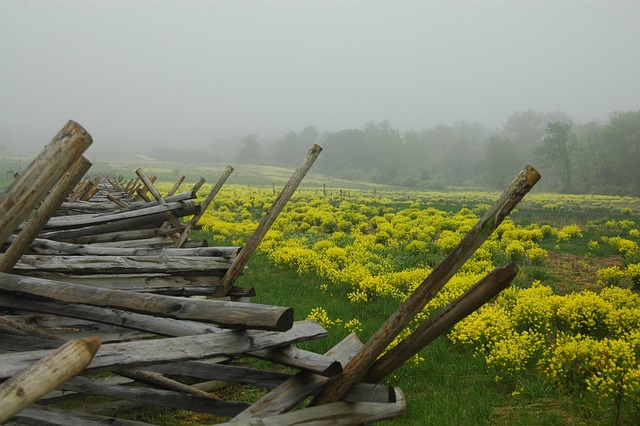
left=1, top=0, right=639, bottom=152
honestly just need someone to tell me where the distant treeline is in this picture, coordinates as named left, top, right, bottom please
left=152, top=110, right=640, bottom=196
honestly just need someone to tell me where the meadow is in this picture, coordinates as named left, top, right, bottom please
left=178, top=182, right=640, bottom=425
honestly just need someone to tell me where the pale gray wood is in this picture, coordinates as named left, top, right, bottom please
left=0, top=157, right=92, bottom=273
left=220, top=387, right=406, bottom=426
left=249, top=345, right=342, bottom=377
left=232, top=332, right=362, bottom=420
left=0, top=120, right=92, bottom=246
left=25, top=238, right=241, bottom=259
left=58, top=376, right=249, bottom=417
left=0, top=273, right=291, bottom=330
left=39, top=200, right=197, bottom=230
left=13, top=254, right=233, bottom=275
left=0, top=293, right=222, bottom=336
left=9, top=273, right=253, bottom=296
left=40, top=206, right=198, bottom=241
left=0, top=321, right=327, bottom=379
left=12, top=404, right=153, bottom=426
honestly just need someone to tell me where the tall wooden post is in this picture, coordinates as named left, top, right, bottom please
left=312, top=165, right=540, bottom=405
left=213, top=145, right=322, bottom=297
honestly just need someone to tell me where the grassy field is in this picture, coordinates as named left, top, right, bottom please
left=6, top=156, right=640, bottom=424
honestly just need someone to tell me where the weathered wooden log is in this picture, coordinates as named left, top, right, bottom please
left=190, top=177, right=207, bottom=194
left=165, top=175, right=185, bottom=197
left=135, top=168, right=181, bottom=229
left=0, top=272, right=291, bottom=330
left=148, top=361, right=394, bottom=403
left=0, top=292, right=222, bottom=336
left=248, top=344, right=343, bottom=377
left=13, top=254, right=233, bottom=275
left=220, top=388, right=405, bottom=426
left=83, top=236, right=206, bottom=249
left=9, top=273, right=252, bottom=296
left=12, top=404, right=153, bottom=426
left=215, top=144, right=323, bottom=297
left=111, top=367, right=220, bottom=400
left=53, top=228, right=180, bottom=245
left=312, top=165, right=541, bottom=405
left=0, top=120, right=92, bottom=246
left=40, top=206, right=197, bottom=241
left=106, top=194, right=129, bottom=208
left=24, top=238, right=241, bottom=259
left=0, top=321, right=327, bottom=379
left=0, top=336, right=101, bottom=423
left=232, top=332, right=362, bottom=421
left=365, top=263, right=520, bottom=383
left=0, top=156, right=92, bottom=273
left=177, top=166, right=234, bottom=248
left=39, top=200, right=198, bottom=230
left=59, top=376, right=249, bottom=417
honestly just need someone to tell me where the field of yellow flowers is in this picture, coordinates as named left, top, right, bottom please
left=187, top=183, right=640, bottom=424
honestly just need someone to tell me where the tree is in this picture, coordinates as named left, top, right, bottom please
left=601, top=111, right=640, bottom=195
left=481, top=135, right=523, bottom=189
left=535, top=122, right=577, bottom=192
left=235, top=134, right=261, bottom=164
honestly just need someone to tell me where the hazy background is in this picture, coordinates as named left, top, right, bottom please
left=1, top=0, right=639, bottom=154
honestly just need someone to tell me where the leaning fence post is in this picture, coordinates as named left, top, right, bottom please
left=0, top=156, right=92, bottom=272
left=365, top=263, right=519, bottom=383
left=0, top=120, right=92, bottom=246
left=312, top=165, right=540, bottom=405
left=0, top=337, right=101, bottom=423
left=176, top=166, right=234, bottom=248
left=213, top=144, right=322, bottom=297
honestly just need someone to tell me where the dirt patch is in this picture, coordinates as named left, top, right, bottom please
left=544, top=251, right=623, bottom=293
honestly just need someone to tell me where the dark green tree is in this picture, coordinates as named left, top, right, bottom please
left=481, top=134, right=523, bottom=189
left=535, top=122, right=577, bottom=192
left=235, top=134, right=261, bottom=164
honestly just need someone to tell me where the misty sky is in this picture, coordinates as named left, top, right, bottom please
left=1, top=0, right=639, bottom=152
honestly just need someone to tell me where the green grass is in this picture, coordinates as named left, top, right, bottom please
left=238, top=253, right=577, bottom=425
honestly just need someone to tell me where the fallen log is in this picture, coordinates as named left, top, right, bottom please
left=23, top=238, right=241, bottom=259
left=0, top=273, right=292, bottom=330
left=0, top=321, right=327, bottom=379
left=38, top=200, right=199, bottom=230
left=13, top=254, right=233, bottom=275
left=58, top=376, right=249, bottom=417
left=219, top=388, right=405, bottom=426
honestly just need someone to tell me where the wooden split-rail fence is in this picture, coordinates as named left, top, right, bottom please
left=0, top=121, right=541, bottom=425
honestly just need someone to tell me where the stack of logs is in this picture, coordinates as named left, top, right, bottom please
left=0, top=120, right=541, bottom=425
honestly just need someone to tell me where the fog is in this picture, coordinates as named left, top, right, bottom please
left=1, top=0, right=639, bottom=153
